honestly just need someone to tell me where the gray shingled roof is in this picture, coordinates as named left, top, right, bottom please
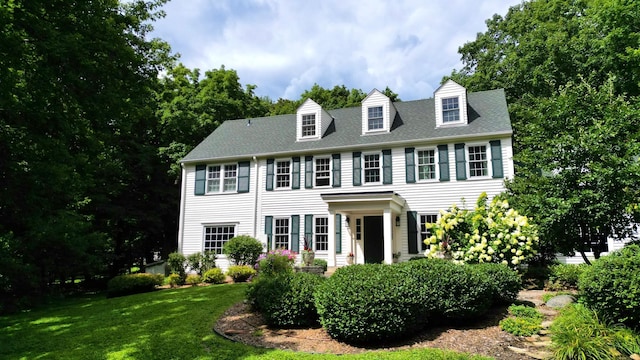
left=181, top=89, right=512, bottom=163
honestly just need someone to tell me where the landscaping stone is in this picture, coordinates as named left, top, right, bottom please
left=545, top=294, right=575, bottom=309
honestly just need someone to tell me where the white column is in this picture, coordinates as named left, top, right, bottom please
left=327, top=210, right=336, bottom=267
left=383, top=209, right=393, bottom=264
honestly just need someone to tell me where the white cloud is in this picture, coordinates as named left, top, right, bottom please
left=151, top=0, right=514, bottom=101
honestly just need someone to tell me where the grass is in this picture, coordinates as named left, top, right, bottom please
left=0, top=284, right=491, bottom=360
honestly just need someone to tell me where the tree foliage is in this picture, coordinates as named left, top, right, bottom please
left=448, top=0, right=640, bottom=261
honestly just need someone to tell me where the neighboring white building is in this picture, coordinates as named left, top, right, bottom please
left=177, top=80, right=515, bottom=270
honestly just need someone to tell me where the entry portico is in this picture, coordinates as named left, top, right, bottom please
left=321, top=191, right=405, bottom=266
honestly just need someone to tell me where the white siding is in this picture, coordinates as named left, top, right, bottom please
left=434, top=80, right=468, bottom=127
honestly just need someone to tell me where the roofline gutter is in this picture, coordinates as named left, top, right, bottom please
left=179, top=130, right=513, bottom=165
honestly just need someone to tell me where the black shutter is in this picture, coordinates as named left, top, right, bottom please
left=405, top=148, right=415, bottom=183
left=266, top=158, right=274, bottom=191
left=265, top=216, right=273, bottom=250
left=382, top=149, right=392, bottom=184
left=455, top=143, right=467, bottom=180
left=438, top=145, right=450, bottom=181
left=490, top=140, right=504, bottom=178
left=305, top=214, right=313, bottom=249
left=237, top=161, right=250, bottom=193
left=335, top=214, right=342, bottom=254
left=407, top=211, right=418, bottom=254
left=291, top=215, right=300, bottom=252
left=292, top=157, right=300, bottom=189
left=332, top=154, right=341, bottom=188
left=352, top=152, right=362, bottom=186
left=195, top=165, right=206, bottom=195
left=305, top=156, right=313, bottom=188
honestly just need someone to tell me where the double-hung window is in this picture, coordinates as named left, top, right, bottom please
left=302, top=114, right=316, bottom=137
left=315, top=217, right=328, bottom=251
left=468, top=145, right=488, bottom=177
left=207, top=164, right=237, bottom=193
left=420, top=214, right=438, bottom=251
left=364, top=153, right=381, bottom=183
left=203, top=225, right=236, bottom=254
left=442, top=97, right=460, bottom=123
left=367, top=106, right=384, bottom=130
left=417, top=149, right=436, bottom=180
left=276, top=160, right=291, bottom=188
left=315, top=158, right=331, bottom=187
left=274, top=218, right=290, bottom=249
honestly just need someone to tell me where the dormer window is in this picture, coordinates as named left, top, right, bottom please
left=434, top=80, right=468, bottom=127
left=302, top=114, right=316, bottom=137
left=361, top=89, right=396, bottom=135
left=367, top=106, right=384, bottom=130
left=442, top=97, right=460, bottom=123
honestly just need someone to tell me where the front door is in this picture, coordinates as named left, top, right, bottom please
left=364, top=216, right=384, bottom=263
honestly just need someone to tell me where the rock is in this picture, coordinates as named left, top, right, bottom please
left=540, top=320, right=554, bottom=329
left=630, top=354, right=640, bottom=360
left=508, top=346, right=552, bottom=360
left=545, top=294, right=576, bottom=309
left=225, top=329, right=248, bottom=335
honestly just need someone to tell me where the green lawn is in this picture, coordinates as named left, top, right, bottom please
left=0, top=284, right=491, bottom=360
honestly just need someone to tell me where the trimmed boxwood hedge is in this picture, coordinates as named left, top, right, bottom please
left=107, top=273, right=164, bottom=298
left=472, top=263, right=522, bottom=305
left=314, top=259, right=498, bottom=344
left=247, top=272, right=325, bottom=328
left=579, top=244, right=640, bottom=330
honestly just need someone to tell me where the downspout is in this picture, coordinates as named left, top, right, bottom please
left=177, top=163, right=187, bottom=254
left=252, top=156, right=259, bottom=238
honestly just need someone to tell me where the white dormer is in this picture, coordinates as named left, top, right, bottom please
left=434, top=79, right=468, bottom=127
left=296, top=98, right=333, bottom=141
left=361, top=89, right=396, bottom=135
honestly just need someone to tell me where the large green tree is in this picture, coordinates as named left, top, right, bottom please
left=0, top=0, right=172, bottom=308
left=448, top=0, right=640, bottom=261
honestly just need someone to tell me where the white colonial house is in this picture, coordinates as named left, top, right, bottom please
left=177, top=80, right=516, bottom=270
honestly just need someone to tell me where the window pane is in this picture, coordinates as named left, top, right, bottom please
left=442, top=97, right=460, bottom=122
left=204, top=225, right=235, bottom=254
left=468, top=146, right=488, bottom=177
left=223, top=164, right=237, bottom=192
left=417, top=150, right=436, bottom=180
left=420, top=214, right=438, bottom=251
left=364, top=154, right=380, bottom=183
left=315, top=158, right=330, bottom=186
left=275, top=218, right=289, bottom=249
left=315, top=217, right=328, bottom=251
left=368, top=106, right=383, bottom=130
left=276, top=161, right=290, bottom=188
left=302, top=114, right=316, bottom=137
left=207, top=166, right=221, bottom=193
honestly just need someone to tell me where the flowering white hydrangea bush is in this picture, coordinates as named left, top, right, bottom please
left=425, top=192, right=539, bottom=268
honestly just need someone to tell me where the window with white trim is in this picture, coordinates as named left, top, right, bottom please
left=302, top=114, right=316, bottom=137
left=315, top=217, right=328, bottom=251
left=420, top=214, right=438, bottom=251
left=356, top=218, right=362, bottom=240
left=203, top=225, right=236, bottom=254
left=364, top=153, right=380, bottom=183
left=315, top=157, right=331, bottom=187
left=276, top=160, right=291, bottom=188
left=442, top=97, right=460, bottom=123
left=468, top=145, right=488, bottom=177
left=367, top=106, right=384, bottom=130
left=274, top=218, right=289, bottom=249
left=207, top=164, right=237, bottom=193
left=417, top=149, right=436, bottom=180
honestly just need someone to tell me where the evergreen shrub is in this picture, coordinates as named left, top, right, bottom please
left=226, top=265, right=256, bottom=283
left=223, top=235, right=263, bottom=265
left=202, top=268, right=226, bottom=284
left=579, top=244, right=640, bottom=330
left=185, top=274, right=202, bottom=285
left=472, top=263, right=522, bottom=305
left=107, top=273, right=163, bottom=298
left=548, top=263, right=586, bottom=289
left=247, top=272, right=325, bottom=327
left=313, top=258, right=328, bottom=272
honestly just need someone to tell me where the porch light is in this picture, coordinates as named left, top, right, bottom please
left=395, top=216, right=400, bottom=227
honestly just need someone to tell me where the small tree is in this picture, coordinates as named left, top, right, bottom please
left=186, top=251, right=216, bottom=275
left=223, top=235, right=263, bottom=265
left=425, top=193, right=539, bottom=268
left=167, top=252, right=186, bottom=276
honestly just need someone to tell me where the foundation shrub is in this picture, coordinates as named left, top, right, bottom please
left=314, top=264, right=421, bottom=343
left=185, top=274, right=202, bottom=285
left=312, top=258, right=327, bottom=272
left=202, top=268, right=226, bottom=284
left=578, top=244, right=640, bottom=330
left=223, top=235, right=263, bottom=266
left=548, top=263, right=586, bottom=290
left=167, top=273, right=185, bottom=287
left=246, top=272, right=325, bottom=327
left=226, top=265, right=256, bottom=283
left=472, top=263, right=522, bottom=305
left=107, top=273, right=163, bottom=298
left=185, top=251, right=216, bottom=275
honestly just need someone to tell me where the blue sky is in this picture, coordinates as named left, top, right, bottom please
left=150, top=0, right=515, bottom=101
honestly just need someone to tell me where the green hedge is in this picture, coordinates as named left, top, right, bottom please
left=548, top=263, right=586, bottom=290
left=472, top=263, right=522, bottom=305
left=202, top=268, right=226, bottom=284
left=107, top=273, right=164, bottom=298
left=247, top=272, right=325, bottom=328
left=579, top=244, right=640, bottom=330
left=226, top=265, right=255, bottom=283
